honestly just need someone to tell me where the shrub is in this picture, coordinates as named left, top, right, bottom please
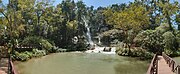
left=156, top=23, right=170, bottom=34
left=116, top=47, right=129, bottom=56
left=134, top=30, right=164, bottom=53
left=18, top=53, right=30, bottom=61
left=14, top=51, right=31, bottom=61
left=40, top=39, right=53, bottom=53
left=176, top=31, right=180, bottom=48
left=12, top=49, right=46, bottom=61
left=20, top=36, right=41, bottom=46
left=116, top=47, right=153, bottom=59
left=21, top=36, right=53, bottom=53
left=163, top=31, right=177, bottom=51
left=32, top=49, right=46, bottom=57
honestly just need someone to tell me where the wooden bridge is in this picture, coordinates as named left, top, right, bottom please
left=147, top=53, right=180, bottom=74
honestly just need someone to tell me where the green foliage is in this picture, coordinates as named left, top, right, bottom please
left=71, top=37, right=87, bottom=51
left=32, top=49, right=46, bottom=57
left=134, top=27, right=179, bottom=55
left=163, top=31, right=176, bottom=51
left=21, top=36, right=53, bottom=53
left=163, top=31, right=180, bottom=56
left=156, top=23, right=171, bottom=34
left=13, top=51, right=33, bottom=61
left=40, top=39, right=53, bottom=52
left=21, top=36, right=41, bottom=45
left=100, top=29, right=124, bottom=45
left=134, top=30, right=164, bottom=53
left=176, top=31, right=180, bottom=47
left=116, top=47, right=153, bottom=59
left=103, top=3, right=150, bottom=31
left=12, top=49, right=46, bottom=61
left=176, top=14, right=180, bottom=30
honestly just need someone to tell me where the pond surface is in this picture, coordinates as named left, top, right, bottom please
left=15, top=53, right=149, bottom=74
left=173, top=57, right=180, bottom=64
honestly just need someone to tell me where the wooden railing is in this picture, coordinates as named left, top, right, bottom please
left=8, top=57, right=18, bottom=74
left=162, top=53, right=180, bottom=74
left=146, top=54, right=158, bottom=74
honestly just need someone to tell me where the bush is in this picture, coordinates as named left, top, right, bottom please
left=12, top=49, right=46, bottom=61
left=18, top=53, right=30, bottom=61
left=116, top=47, right=153, bottom=59
left=134, top=30, right=164, bottom=53
left=176, top=31, right=180, bottom=48
left=32, top=49, right=46, bottom=57
left=163, top=31, right=177, bottom=52
left=40, top=39, right=53, bottom=53
left=156, top=23, right=170, bottom=34
left=20, top=36, right=41, bottom=46
left=14, top=51, right=32, bottom=61
left=72, top=37, right=87, bottom=51
left=21, top=36, right=54, bottom=53
left=133, top=30, right=150, bottom=47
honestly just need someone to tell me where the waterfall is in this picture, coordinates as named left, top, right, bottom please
left=85, top=47, right=116, bottom=54
left=82, top=16, right=94, bottom=46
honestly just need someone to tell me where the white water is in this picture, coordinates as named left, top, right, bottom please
left=82, top=16, right=94, bottom=46
left=85, top=47, right=116, bottom=54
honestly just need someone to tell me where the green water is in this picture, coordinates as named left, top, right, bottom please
left=15, top=53, right=149, bottom=74
left=173, top=57, right=180, bottom=64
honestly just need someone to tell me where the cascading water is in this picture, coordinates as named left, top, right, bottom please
left=82, top=16, right=116, bottom=54
left=82, top=16, right=94, bottom=46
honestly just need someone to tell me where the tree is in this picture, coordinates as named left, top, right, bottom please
left=158, top=0, right=179, bottom=31
left=104, top=3, right=150, bottom=31
left=163, top=31, right=177, bottom=55
left=134, top=30, right=164, bottom=53
left=75, top=1, right=87, bottom=36
left=103, top=3, right=150, bottom=49
left=176, top=13, right=180, bottom=30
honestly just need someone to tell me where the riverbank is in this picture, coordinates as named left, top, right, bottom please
left=14, top=46, right=180, bottom=62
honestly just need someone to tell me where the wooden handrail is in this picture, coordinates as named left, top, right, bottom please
left=162, top=53, right=180, bottom=74
left=146, top=54, right=158, bottom=74
left=10, top=60, right=18, bottom=74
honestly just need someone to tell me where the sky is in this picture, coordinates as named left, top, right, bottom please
left=53, top=0, right=133, bottom=8
left=2, top=0, right=180, bottom=8
left=2, top=0, right=134, bottom=8
left=52, top=0, right=180, bottom=8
